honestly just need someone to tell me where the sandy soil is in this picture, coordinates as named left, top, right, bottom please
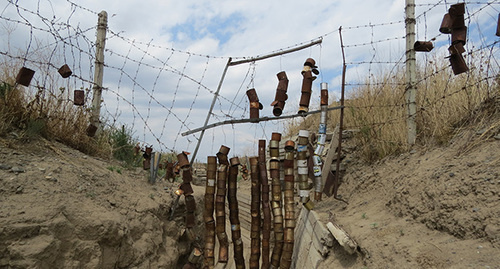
left=315, top=127, right=500, bottom=269
left=1, top=114, right=499, bottom=269
left=0, top=137, right=205, bottom=269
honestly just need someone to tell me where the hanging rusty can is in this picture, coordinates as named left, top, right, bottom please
left=58, top=64, right=72, bottom=78
left=74, top=90, right=85, bottom=106
left=271, top=71, right=289, bottom=116
left=448, top=43, right=465, bottom=55
left=449, top=2, right=465, bottom=17
left=451, top=26, right=467, bottom=45
left=439, top=13, right=452, bottom=34
left=177, top=151, right=190, bottom=168
left=497, top=14, right=500, bottom=37
left=449, top=53, right=468, bottom=75
left=246, top=88, right=263, bottom=121
left=414, top=41, right=434, bottom=52
left=230, top=156, right=240, bottom=167
left=298, top=58, right=318, bottom=114
left=180, top=182, right=194, bottom=195
left=86, top=123, right=98, bottom=137
left=16, top=67, right=35, bottom=87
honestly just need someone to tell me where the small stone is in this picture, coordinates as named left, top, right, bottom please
left=10, top=167, right=25, bottom=173
left=410, top=150, right=417, bottom=154
left=449, top=173, right=455, bottom=178
left=83, top=155, right=88, bottom=159
left=38, top=168, right=46, bottom=173
left=15, top=186, right=23, bottom=194
left=0, top=164, right=12, bottom=170
left=477, top=245, right=483, bottom=249
left=476, top=129, right=487, bottom=135
left=494, top=135, right=500, bottom=140
left=472, top=208, right=480, bottom=212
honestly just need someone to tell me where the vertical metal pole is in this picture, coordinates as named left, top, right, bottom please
left=405, top=0, right=417, bottom=145
left=190, top=57, right=232, bottom=162
left=90, top=11, right=108, bottom=130
left=335, top=27, right=346, bottom=200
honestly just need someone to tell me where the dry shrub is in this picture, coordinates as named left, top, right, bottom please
left=285, top=52, right=499, bottom=162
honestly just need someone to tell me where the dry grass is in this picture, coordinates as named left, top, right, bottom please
left=0, top=56, right=116, bottom=159
left=286, top=53, right=499, bottom=162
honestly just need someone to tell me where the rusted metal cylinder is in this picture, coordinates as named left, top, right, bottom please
left=451, top=26, right=467, bottom=45
left=281, top=141, right=295, bottom=269
left=449, top=2, right=465, bottom=17
left=449, top=43, right=465, bottom=55
left=298, top=58, right=318, bottom=114
left=185, top=193, right=196, bottom=228
left=271, top=71, right=289, bottom=116
left=246, top=88, right=263, bottom=121
left=16, top=67, right=35, bottom=87
left=182, top=167, right=193, bottom=183
left=439, top=13, right=452, bottom=34
left=165, top=161, right=174, bottom=181
left=180, top=182, right=194, bottom=196
left=249, top=157, right=261, bottom=269
left=73, top=90, right=85, bottom=106
left=228, top=157, right=245, bottom=269
left=177, top=151, right=190, bottom=168
left=58, top=64, right=72, bottom=78
left=269, top=133, right=284, bottom=269
left=414, top=41, right=434, bottom=52
left=86, top=123, right=98, bottom=137
left=217, top=145, right=230, bottom=165
left=449, top=52, right=469, bottom=75
left=216, top=151, right=229, bottom=263
left=258, top=140, right=271, bottom=269
left=497, top=14, right=500, bottom=37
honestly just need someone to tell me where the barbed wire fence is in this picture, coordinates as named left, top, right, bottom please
left=1, top=0, right=499, bottom=161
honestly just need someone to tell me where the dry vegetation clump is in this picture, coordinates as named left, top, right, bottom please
left=285, top=53, right=499, bottom=162
left=0, top=57, right=136, bottom=163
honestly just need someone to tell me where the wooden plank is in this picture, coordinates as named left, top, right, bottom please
left=322, top=125, right=339, bottom=196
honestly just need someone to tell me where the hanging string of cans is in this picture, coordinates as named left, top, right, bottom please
left=249, top=157, right=261, bottom=269
left=297, top=130, right=313, bottom=209
left=258, top=140, right=272, bottom=269
left=269, top=133, right=284, bottom=268
left=280, top=140, right=296, bottom=269
left=228, top=157, right=245, bottom=269
left=439, top=3, right=468, bottom=75
left=177, top=151, right=197, bottom=240
left=312, top=83, right=329, bottom=202
left=215, top=145, right=230, bottom=263
left=203, top=156, right=217, bottom=269
left=271, top=71, right=289, bottom=116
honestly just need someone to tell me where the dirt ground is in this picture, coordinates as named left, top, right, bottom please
left=1, top=120, right=499, bottom=269
left=315, top=127, right=500, bottom=268
left=0, top=136, right=205, bottom=269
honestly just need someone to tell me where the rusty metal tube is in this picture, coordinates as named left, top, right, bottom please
left=269, top=133, right=284, bottom=269
left=313, top=83, right=328, bottom=201
left=271, top=71, right=289, bottom=116
left=228, top=157, right=245, bottom=269
left=258, top=140, right=271, bottom=269
left=280, top=141, right=295, bottom=269
left=204, top=156, right=217, bottom=268
left=249, top=157, right=261, bottom=269
left=246, top=88, right=263, bottom=121
left=215, top=146, right=230, bottom=263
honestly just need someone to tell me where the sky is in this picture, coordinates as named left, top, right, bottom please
left=1, top=0, right=499, bottom=162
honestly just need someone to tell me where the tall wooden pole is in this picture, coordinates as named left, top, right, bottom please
left=90, top=11, right=107, bottom=131
left=405, top=0, right=417, bottom=145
